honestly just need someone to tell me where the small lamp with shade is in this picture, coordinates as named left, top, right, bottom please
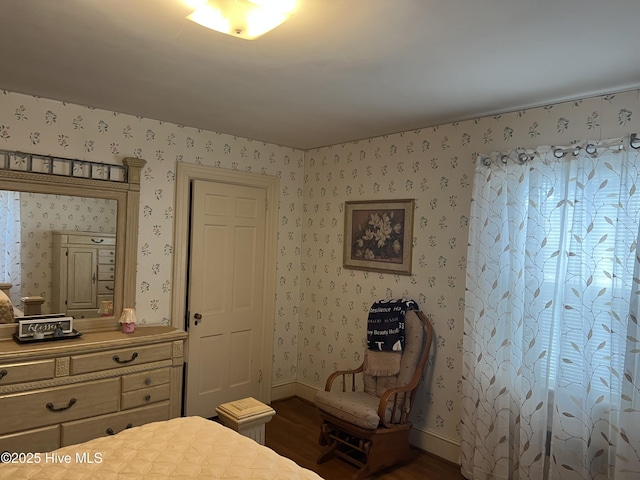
left=119, top=308, right=137, bottom=333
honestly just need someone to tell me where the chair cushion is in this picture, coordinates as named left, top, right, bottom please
left=364, top=309, right=423, bottom=397
left=314, top=390, right=381, bottom=429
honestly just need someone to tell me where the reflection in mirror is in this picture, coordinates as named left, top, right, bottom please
left=0, top=190, right=117, bottom=317
left=0, top=154, right=145, bottom=339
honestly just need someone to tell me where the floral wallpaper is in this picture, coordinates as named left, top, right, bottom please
left=300, top=89, right=640, bottom=453
left=18, top=192, right=117, bottom=313
left=0, top=90, right=304, bottom=389
left=0, top=87, right=639, bottom=459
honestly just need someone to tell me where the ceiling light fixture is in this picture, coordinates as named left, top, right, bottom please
left=185, top=0, right=296, bottom=40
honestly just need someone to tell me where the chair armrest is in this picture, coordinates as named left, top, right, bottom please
left=324, top=363, right=364, bottom=392
left=377, top=383, right=416, bottom=427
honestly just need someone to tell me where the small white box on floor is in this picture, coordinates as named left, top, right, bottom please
left=215, top=397, right=276, bottom=445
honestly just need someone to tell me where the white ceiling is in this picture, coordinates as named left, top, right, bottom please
left=1, top=0, right=639, bottom=150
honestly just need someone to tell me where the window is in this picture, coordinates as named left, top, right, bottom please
left=462, top=138, right=640, bottom=478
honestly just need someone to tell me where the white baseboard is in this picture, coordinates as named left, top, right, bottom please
left=273, top=381, right=461, bottom=465
left=271, top=381, right=298, bottom=401
left=409, top=424, right=461, bottom=465
left=293, top=380, right=318, bottom=403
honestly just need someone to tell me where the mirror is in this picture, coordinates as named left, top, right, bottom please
left=1, top=191, right=118, bottom=317
left=0, top=156, right=146, bottom=339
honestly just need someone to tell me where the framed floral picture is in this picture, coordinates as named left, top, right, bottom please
left=343, top=199, right=415, bottom=275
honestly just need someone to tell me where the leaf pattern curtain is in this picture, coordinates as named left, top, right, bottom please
left=0, top=190, right=21, bottom=304
left=461, top=137, right=640, bottom=480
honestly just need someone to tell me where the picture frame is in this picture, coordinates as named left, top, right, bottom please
left=343, top=199, right=415, bottom=275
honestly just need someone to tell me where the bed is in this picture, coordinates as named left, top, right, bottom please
left=0, top=283, right=17, bottom=323
left=0, top=416, right=324, bottom=479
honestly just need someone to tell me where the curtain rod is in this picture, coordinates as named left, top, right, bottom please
left=481, top=133, right=639, bottom=166
left=552, top=134, right=640, bottom=159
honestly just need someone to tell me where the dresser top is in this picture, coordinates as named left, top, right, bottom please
left=0, top=326, right=187, bottom=362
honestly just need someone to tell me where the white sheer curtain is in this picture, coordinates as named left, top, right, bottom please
left=0, top=190, right=21, bottom=304
left=461, top=137, right=640, bottom=480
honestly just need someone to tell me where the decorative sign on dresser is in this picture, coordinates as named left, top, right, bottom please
left=17, top=316, right=74, bottom=339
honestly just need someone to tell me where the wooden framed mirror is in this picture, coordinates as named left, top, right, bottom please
left=0, top=155, right=146, bottom=339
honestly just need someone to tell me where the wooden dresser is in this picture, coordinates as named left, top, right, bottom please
left=0, top=326, right=187, bottom=453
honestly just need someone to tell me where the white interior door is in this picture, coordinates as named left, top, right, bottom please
left=184, top=179, right=267, bottom=418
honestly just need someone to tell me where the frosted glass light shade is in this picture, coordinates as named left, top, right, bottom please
left=185, top=0, right=296, bottom=40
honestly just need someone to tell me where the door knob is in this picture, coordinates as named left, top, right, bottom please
left=194, top=313, right=202, bottom=325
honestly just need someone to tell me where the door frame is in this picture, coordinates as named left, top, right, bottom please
left=172, top=163, right=279, bottom=404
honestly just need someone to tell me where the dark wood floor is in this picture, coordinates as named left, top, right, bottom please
left=265, top=397, right=465, bottom=480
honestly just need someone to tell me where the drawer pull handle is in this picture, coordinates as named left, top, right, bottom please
left=113, top=352, right=138, bottom=364
left=145, top=378, right=152, bottom=385
left=91, top=238, right=104, bottom=243
left=0, top=369, right=7, bottom=381
left=144, top=394, right=151, bottom=402
left=105, top=285, right=114, bottom=291
left=106, top=423, right=133, bottom=435
left=46, top=398, right=77, bottom=412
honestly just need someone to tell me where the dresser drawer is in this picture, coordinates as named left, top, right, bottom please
left=0, top=425, right=60, bottom=453
left=0, top=359, right=55, bottom=386
left=70, top=343, right=172, bottom=375
left=66, top=235, right=116, bottom=246
left=98, top=249, right=116, bottom=264
left=98, top=264, right=115, bottom=280
left=122, top=367, right=170, bottom=392
left=121, top=384, right=170, bottom=410
left=0, top=378, right=119, bottom=435
left=97, top=280, right=115, bottom=294
left=61, top=402, right=170, bottom=447
left=99, top=262, right=116, bottom=273
left=68, top=308, right=101, bottom=319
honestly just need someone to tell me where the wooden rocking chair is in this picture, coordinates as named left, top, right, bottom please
left=314, top=309, right=433, bottom=480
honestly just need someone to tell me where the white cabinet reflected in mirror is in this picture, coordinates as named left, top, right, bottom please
left=1, top=191, right=118, bottom=318
left=0, top=154, right=145, bottom=339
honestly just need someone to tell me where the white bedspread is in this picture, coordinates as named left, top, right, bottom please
left=0, top=416, right=323, bottom=479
